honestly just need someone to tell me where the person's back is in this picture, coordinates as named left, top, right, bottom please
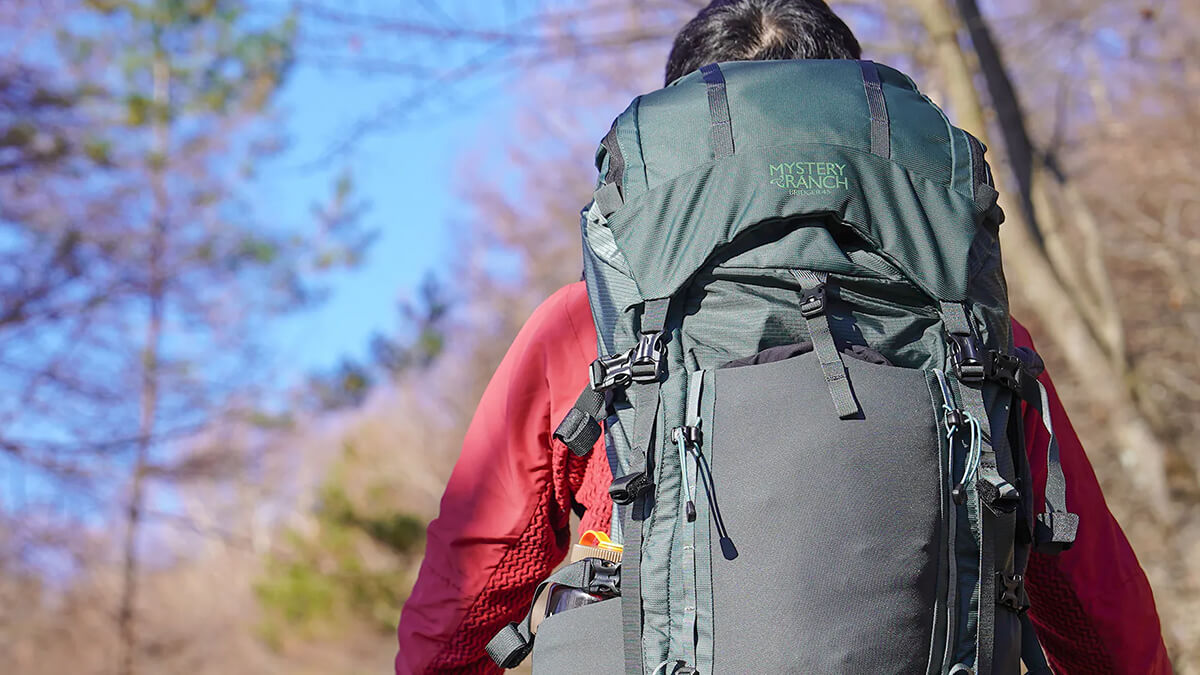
left=396, top=2, right=1171, bottom=673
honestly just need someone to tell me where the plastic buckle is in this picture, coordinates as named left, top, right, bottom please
left=948, top=333, right=985, bottom=384
left=799, top=284, right=826, bottom=318
left=987, top=351, right=1024, bottom=390
left=628, top=333, right=666, bottom=384
left=996, top=572, right=1029, bottom=613
left=589, top=351, right=633, bottom=391
left=583, top=557, right=621, bottom=596
left=609, top=471, right=653, bottom=505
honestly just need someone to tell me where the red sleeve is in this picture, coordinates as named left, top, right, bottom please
left=1012, top=321, right=1172, bottom=674
left=395, top=284, right=599, bottom=674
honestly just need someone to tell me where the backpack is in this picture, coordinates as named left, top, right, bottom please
left=487, top=59, right=1078, bottom=675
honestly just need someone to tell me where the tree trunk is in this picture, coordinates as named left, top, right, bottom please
left=911, top=0, right=1173, bottom=521
left=116, top=34, right=170, bottom=675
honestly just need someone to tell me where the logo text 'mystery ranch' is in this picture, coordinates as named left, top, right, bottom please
left=769, top=161, right=850, bottom=195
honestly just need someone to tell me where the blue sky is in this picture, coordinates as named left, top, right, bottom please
left=262, top=53, right=516, bottom=379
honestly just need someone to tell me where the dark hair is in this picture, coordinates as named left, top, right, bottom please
left=665, top=0, right=862, bottom=85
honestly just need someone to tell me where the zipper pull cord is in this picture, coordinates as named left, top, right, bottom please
left=672, top=430, right=697, bottom=522
left=692, top=446, right=737, bottom=560
left=960, top=410, right=983, bottom=489
left=935, top=369, right=977, bottom=506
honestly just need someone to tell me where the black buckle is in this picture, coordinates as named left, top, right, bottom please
left=987, top=351, right=1024, bottom=390
left=629, top=333, right=666, bottom=384
left=590, top=351, right=633, bottom=390
left=582, top=557, right=621, bottom=596
left=609, top=471, right=653, bottom=505
left=799, top=284, right=826, bottom=318
left=948, top=332, right=985, bottom=384
left=996, top=572, right=1029, bottom=613
left=984, top=350, right=1041, bottom=404
left=589, top=334, right=666, bottom=391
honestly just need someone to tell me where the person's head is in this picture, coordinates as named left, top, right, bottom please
left=664, top=0, right=861, bottom=85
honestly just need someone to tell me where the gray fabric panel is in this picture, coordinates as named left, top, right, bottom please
left=708, top=354, right=941, bottom=672
left=532, top=598, right=624, bottom=674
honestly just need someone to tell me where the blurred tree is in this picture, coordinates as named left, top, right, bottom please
left=255, top=441, right=425, bottom=647
left=0, top=1, right=372, bottom=673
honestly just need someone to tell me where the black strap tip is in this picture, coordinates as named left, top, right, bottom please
left=554, top=408, right=601, bottom=457
left=1035, top=511, right=1079, bottom=554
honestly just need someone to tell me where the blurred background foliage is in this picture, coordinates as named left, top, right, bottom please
left=2, top=0, right=1198, bottom=673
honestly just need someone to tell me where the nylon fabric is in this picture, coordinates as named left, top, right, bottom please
left=605, top=143, right=983, bottom=303
left=707, top=354, right=941, bottom=672
left=532, top=598, right=624, bottom=674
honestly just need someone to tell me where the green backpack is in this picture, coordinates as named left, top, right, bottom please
left=488, top=59, right=1077, bottom=675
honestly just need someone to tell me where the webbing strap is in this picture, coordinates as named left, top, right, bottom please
left=485, top=559, right=610, bottom=668
left=940, top=301, right=1009, bottom=675
left=1019, top=613, right=1054, bottom=675
left=555, top=387, right=605, bottom=457
left=699, top=64, right=734, bottom=160
left=858, top=61, right=891, bottom=159
left=977, top=503, right=996, bottom=675
left=622, top=298, right=670, bottom=675
left=1033, top=381, right=1079, bottom=554
left=641, top=298, right=670, bottom=336
left=792, top=271, right=860, bottom=419
left=621, top=507, right=645, bottom=675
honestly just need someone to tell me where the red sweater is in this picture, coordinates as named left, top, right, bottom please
left=396, top=282, right=1171, bottom=674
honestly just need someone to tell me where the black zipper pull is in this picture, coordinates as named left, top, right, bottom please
left=692, top=446, right=737, bottom=560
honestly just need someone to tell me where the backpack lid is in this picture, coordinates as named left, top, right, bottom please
left=594, top=59, right=999, bottom=305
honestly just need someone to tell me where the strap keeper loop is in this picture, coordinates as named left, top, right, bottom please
left=485, top=622, right=533, bottom=669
